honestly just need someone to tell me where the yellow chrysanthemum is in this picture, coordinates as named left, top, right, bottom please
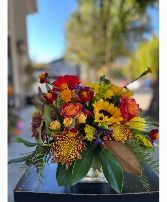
left=111, top=124, right=133, bottom=143
left=93, top=100, right=123, bottom=126
left=84, top=124, right=96, bottom=141
left=135, top=134, right=153, bottom=147
left=111, top=85, right=133, bottom=98
left=128, top=117, right=148, bottom=131
left=60, top=89, right=73, bottom=102
left=50, top=132, right=86, bottom=167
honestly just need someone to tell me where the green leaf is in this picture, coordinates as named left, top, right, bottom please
left=86, top=141, right=97, bottom=150
left=91, top=146, right=102, bottom=171
left=100, top=75, right=106, bottom=83
left=100, top=149, right=123, bottom=193
left=42, top=104, right=51, bottom=134
left=70, top=115, right=77, bottom=129
left=8, top=153, right=32, bottom=164
left=37, top=121, right=44, bottom=145
left=56, top=164, right=73, bottom=186
left=14, top=137, right=38, bottom=147
left=72, top=149, right=93, bottom=185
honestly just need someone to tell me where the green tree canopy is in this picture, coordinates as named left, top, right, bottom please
left=65, top=0, right=157, bottom=78
left=124, top=35, right=159, bottom=80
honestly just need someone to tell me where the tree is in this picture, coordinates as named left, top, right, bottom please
left=123, top=35, right=159, bottom=80
left=65, top=0, right=157, bottom=79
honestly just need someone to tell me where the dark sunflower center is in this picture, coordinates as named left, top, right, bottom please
left=99, top=110, right=112, bottom=118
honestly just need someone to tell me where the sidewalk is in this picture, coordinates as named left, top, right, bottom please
left=8, top=106, right=36, bottom=202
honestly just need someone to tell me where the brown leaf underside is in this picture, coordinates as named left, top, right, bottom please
left=103, top=141, right=142, bottom=175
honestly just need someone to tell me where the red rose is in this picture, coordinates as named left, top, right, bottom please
left=62, top=103, right=83, bottom=118
left=119, top=97, right=140, bottom=122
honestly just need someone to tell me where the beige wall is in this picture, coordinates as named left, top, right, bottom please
left=8, top=0, right=37, bottom=108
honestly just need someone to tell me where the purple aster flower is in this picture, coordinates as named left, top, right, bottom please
left=95, top=139, right=102, bottom=145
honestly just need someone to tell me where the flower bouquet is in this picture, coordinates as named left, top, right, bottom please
left=9, top=67, right=159, bottom=193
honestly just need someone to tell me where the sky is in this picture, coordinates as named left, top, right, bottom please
left=26, top=0, right=159, bottom=64
left=26, top=0, right=78, bottom=63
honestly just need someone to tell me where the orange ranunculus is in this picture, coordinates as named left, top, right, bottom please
left=62, top=103, right=83, bottom=118
left=119, top=97, right=140, bottom=122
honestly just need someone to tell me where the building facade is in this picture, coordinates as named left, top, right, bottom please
left=8, top=0, right=37, bottom=108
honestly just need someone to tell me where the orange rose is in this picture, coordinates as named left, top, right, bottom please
left=119, top=97, right=140, bottom=122
left=62, top=103, right=83, bottom=118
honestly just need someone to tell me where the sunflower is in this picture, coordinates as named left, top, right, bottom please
left=93, top=100, right=123, bottom=126
left=50, top=131, right=86, bottom=168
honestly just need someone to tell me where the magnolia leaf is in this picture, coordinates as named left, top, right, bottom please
left=103, top=141, right=142, bottom=175
left=8, top=153, right=32, bottom=164
left=14, top=137, right=38, bottom=147
left=72, top=149, right=93, bottom=185
left=56, top=164, right=73, bottom=186
left=100, top=148, right=123, bottom=193
left=42, top=104, right=51, bottom=134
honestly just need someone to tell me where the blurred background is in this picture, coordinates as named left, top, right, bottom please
left=8, top=0, right=159, bottom=201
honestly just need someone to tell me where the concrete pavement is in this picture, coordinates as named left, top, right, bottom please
left=8, top=106, right=35, bottom=202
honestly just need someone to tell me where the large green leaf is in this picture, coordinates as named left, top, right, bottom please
left=100, top=149, right=123, bottom=193
left=86, top=141, right=97, bottom=150
left=8, top=153, right=32, bottom=164
left=91, top=146, right=102, bottom=171
left=72, top=149, right=93, bottom=185
left=14, top=137, right=38, bottom=147
left=56, top=164, right=73, bottom=186
left=42, top=104, right=51, bottom=134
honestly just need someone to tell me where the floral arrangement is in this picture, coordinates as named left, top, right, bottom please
left=9, top=67, right=159, bottom=193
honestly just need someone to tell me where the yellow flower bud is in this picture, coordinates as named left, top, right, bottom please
left=77, top=113, right=87, bottom=124
left=50, top=120, right=61, bottom=130
left=63, top=118, right=73, bottom=128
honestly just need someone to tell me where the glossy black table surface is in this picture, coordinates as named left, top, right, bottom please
left=14, top=163, right=159, bottom=202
